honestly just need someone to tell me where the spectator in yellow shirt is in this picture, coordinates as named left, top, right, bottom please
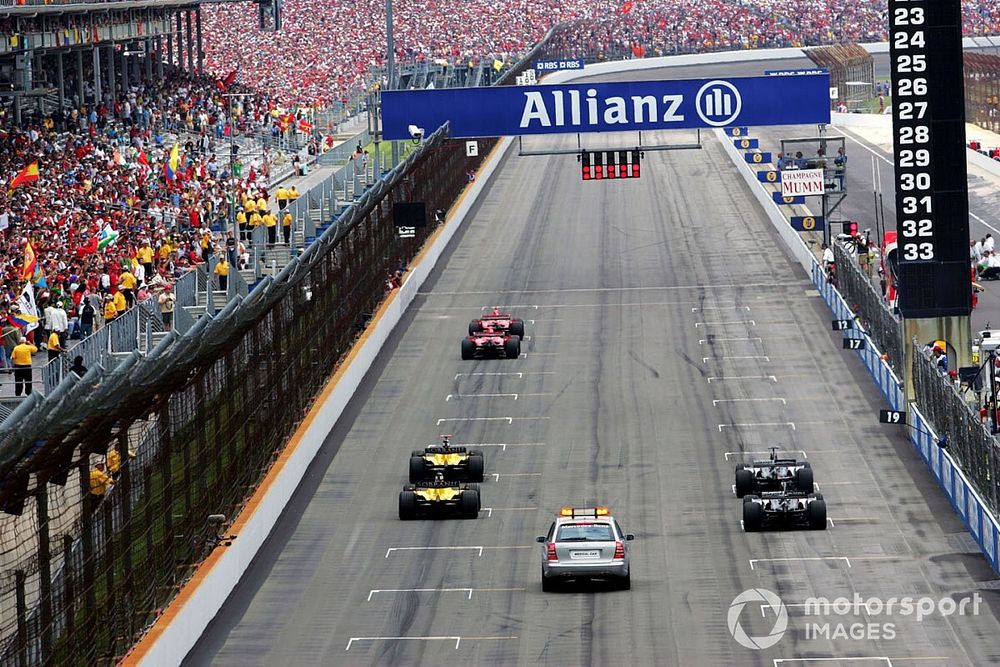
left=113, top=290, right=127, bottom=316
left=282, top=211, right=293, bottom=245
left=137, top=241, right=154, bottom=277
left=276, top=187, right=289, bottom=210
left=90, top=462, right=112, bottom=496
left=47, top=330, right=64, bottom=362
left=249, top=211, right=263, bottom=231
left=103, top=296, right=118, bottom=323
left=256, top=196, right=267, bottom=212
left=214, top=257, right=230, bottom=291
left=11, top=337, right=37, bottom=397
left=236, top=209, right=248, bottom=240
left=264, top=212, right=278, bottom=246
left=288, top=186, right=300, bottom=202
left=120, top=270, right=137, bottom=307
left=106, top=447, right=136, bottom=477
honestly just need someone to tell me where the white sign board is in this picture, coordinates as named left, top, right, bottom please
left=829, top=86, right=839, bottom=100
left=781, top=168, right=825, bottom=197
left=465, top=141, right=479, bottom=157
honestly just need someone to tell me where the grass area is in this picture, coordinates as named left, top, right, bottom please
left=361, top=139, right=419, bottom=168
left=859, top=95, right=891, bottom=115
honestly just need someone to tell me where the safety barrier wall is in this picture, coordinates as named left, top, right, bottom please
left=908, top=403, right=1000, bottom=573
left=715, top=122, right=999, bottom=575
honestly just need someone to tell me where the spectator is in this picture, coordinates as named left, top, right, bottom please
left=1, top=320, right=17, bottom=373
left=214, top=257, right=230, bottom=291
left=70, top=355, right=87, bottom=377
left=282, top=210, right=293, bottom=245
left=11, top=336, right=37, bottom=396
left=46, top=330, right=64, bottom=362
left=78, top=298, right=96, bottom=338
left=89, top=462, right=112, bottom=498
left=158, top=284, right=176, bottom=328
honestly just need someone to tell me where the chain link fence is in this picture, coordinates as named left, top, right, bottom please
left=913, top=347, right=1000, bottom=516
left=0, top=122, right=495, bottom=665
left=834, top=241, right=904, bottom=374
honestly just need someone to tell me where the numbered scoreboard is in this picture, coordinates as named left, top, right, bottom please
left=889, top=0, right=971, bottom=317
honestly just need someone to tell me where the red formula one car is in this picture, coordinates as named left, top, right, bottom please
left=461, top=326, right=521, bottom=360
left=469, top=308, right=526, bottom=338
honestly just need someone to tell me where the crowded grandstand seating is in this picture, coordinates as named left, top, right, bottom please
left=0, top=68, right=302, bottom=334
left=200, top=0, right=1000, bottom=107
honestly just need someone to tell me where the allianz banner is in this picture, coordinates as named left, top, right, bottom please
left=381, top=74, right=830, bottom=140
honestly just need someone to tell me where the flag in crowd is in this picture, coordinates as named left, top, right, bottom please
left=20, top=241, right=36, bottom=281
left=11, top=282, right=39, bottom=333
left=98, top=225, right=120, bottom=250
left=9, top=162, right=39, bottom=191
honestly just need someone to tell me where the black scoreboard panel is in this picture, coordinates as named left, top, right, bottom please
left=889, top=0, right=971, bottom=317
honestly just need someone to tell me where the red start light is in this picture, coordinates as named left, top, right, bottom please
left=546, top=543, right=558, bottom=561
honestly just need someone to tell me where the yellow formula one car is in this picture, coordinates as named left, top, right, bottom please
left=398, top=479, right=481, bottom=520
left=409, top=435, right=485, bottom=483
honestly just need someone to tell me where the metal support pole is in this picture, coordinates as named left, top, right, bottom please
left=166, top=31, right=173, bottom=68
left=37, top=482, right=52, bottom=663
left=196, top=8, right=204, bottom=75
left=186, top=11, right=194, bottom=76
left=145, top=39, right=153, bottom=79
left=175, top=13, right=184, bottom=69
left=15, top=570, right=26, bottom=667
left=121, top=44, right=129, bottom=93
left=155, top=37, right=164, bottom=78
left=92, top=47, right=102, bottom=107
left=386, top=0, right=399, bottom=168
left=76, top=49, right=84, bottom=105
left=56, top=51, right=65, bottom=112
left=107, top=44, right=116, bottom=103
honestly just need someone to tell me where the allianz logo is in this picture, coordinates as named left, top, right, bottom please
left=518, top=80, right=742, bottom=129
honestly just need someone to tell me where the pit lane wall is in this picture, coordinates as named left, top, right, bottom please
left=715, top=124, right=1000, bottom=576
left=128, top=135, right=515, bottom=667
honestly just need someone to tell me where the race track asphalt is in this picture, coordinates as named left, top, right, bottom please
left=184, top=64, right=1000, bottom=667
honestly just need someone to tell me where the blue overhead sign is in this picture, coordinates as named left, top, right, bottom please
left=381, top=74, right=831, bottom=140
left=535, top=59, right=585, bottom=72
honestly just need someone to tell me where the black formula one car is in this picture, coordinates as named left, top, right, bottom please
left=735, top=448, right=814, bottom=498
left=409, top=435, right=485, bottom=483
left=742, top=487, right=827, bottom=531
left=461, top=326, right=520, bottom=360
left=398, top=479, right=481, bottom=520
left=469, top=308, right=526, bottom=338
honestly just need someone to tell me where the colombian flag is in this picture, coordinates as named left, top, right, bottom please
left=20, top=241, right=36, bottom=281
left=165, top=144, right=180, bottom=180
left=7, top=311, right=38, bottom=332
left=9, top=162, right=39, bottom=191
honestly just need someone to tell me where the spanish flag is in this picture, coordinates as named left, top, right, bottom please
left=20, top=241, right=36, bottom=281
left=9, top=162, right=39, bottom=191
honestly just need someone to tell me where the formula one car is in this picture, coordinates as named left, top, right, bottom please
left=409, top=435, right=485, bottom=483
left=398, top=478, right=481, bottom=520
left=742, top=487, right=826, bottom=531
left=734, top=447, right=814, bottom=498
left=461, top=326, right=521, bottom=360
left=469, top=308, right=525, bottom=338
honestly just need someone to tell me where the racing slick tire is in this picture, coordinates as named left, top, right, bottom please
left=617, top=573, right=632, bottom=591
left=469, top=320, right=483, bottom=335
left=411, top=450, right=426, bottom=457
left=461, top=489, right=480, bottom=519
left=743, top=498, right=763, bottom=532
left=510, top=320, right=525, bottom=338
left=409, top=456, right=426, bottom=483
left=461, top=338, right=476, bottom=360
left=541, top=573, right=556, bottom=592
left=467, top=454, right=485, bottom=482
left=398, top=490, right=417, bottom=520
left=808, top=499, right=827, bottom=530
left=734, top=468, right=754, bottom=498
left=504, top=338, right=520, bottom=359
left=794, top=467, right=815, bottom=494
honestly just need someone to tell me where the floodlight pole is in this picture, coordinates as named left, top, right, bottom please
left=386, top=0, right=399, bottom=168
